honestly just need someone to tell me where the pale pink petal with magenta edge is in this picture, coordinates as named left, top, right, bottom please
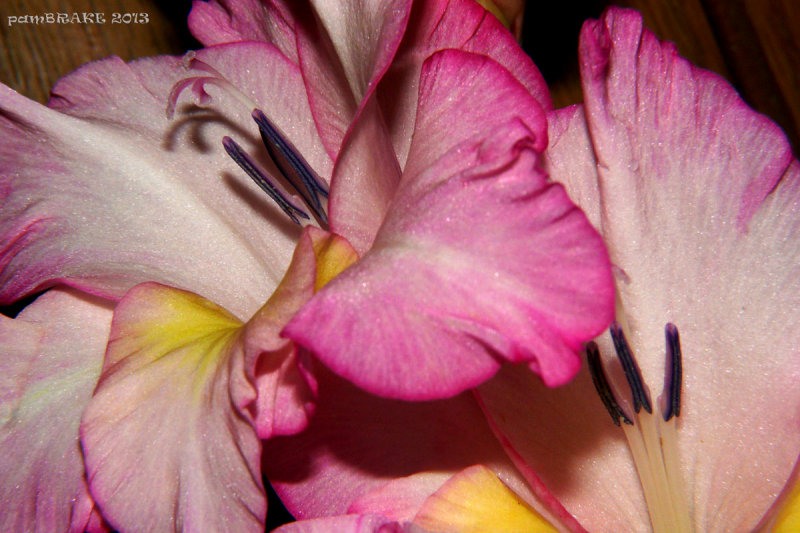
left=326, top=94, right=402, bottom=254
left=80, top=283, right=265, bottom=533
left=286, top=49, right=613, bottom=399
left=309, top=0, right=412, bottom=106
left=480, top=7, right=800, bottom=532
left=1, top=42, right=328, bottom=318
left=0, top=287, right=112, bottom=532
left=581, top=8, right=800, bottom=532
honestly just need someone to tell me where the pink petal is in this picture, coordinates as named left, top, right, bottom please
left=348, top=473, right=454, bottom=522
left=1, top=42, right=328, bottom=318
left=188, top=0, right=299, bottom=64
left=329, top=0, right=555, bottom=251
left=378, top=0, right=553, bottom=167
left=243, top=226, right=356, bottom=438
left=0, top=287, right=112, bottom=532
left=262, top=368, right=517, bottom=520
left=308, top=0, right=412, bottom=106
left=80, top=283, right=266, bottom=532
left=286, top=49, right=613, bottom=400
left=291, top=0, right=411, bottom=162
left=481, top=7, right=800, bottom=532
left=543, top=105, right=602, bottom=230
left=477, top=364, right=646, bottom=532
left=327, top=95, right=403, bottom=254
left=273, top=514, right=405, bottom=533
left=580, top=8, right=800, bottom=531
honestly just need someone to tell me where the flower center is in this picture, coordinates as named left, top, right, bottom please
left=168, top=53, right=329, bottom=228
left=587, top=322, right=693, bottom=533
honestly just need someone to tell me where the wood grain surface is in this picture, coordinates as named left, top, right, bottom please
left=2, top=0, right=798, bottom=152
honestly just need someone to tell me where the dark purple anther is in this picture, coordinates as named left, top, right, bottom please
left=222, top=136, right=310, bottom=225
left=610, top=322, right=653, bottom=414
left=662, top=323, right=683, bottom=421
left=252, top=109, right=328, bottom=225
left=587, top=341, right=633, bottom=427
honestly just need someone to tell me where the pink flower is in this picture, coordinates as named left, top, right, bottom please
left=0, top=0, right=611, bottom=530
left=262, top=7, right=800, bottom=532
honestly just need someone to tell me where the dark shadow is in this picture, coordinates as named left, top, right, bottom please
left=0, top=291, right=41, bottom=318
left=152, top=0, right=203, bottom=51
left=520, top=0, right=609, bottom=90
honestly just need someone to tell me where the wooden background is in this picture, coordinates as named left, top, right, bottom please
left=1, top=0, right=798, bottom=151
left=0, top=0, right=798, bottom=529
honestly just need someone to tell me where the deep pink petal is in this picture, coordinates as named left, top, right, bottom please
left=242, top=226, right=354, bottom=438
left=80, top=283, right=265, bottom=532
left=0, top=288, right=112, bottom=532
left=286, top=49, right=613, bottom=399
left=273, top=514, right=405, bottom=533
left=329, top=0, right=556, bottom=251
left=262, top=368, right=519, bottom=520
left=1, top=42, right=328, bottom=318
left=378, top=0, right=553, bottom=167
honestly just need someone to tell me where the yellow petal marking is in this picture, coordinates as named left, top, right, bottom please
left=413, top=465, right=559, bottom=533
left=764, top=465, right=800, bottom=532
left=309, top=229, right=359, bottom=292
left=106, top=283, right=243, bottom=398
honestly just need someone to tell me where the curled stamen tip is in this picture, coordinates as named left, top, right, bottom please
left=181, top=51, right=197, bottom=69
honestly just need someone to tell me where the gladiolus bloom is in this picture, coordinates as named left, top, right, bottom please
left=264, top=7, right=800, bottom=533
left=0, top=0, right=613, bottom=530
